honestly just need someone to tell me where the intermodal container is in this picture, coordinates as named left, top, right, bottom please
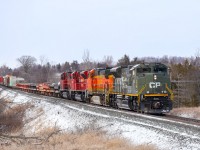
left=9, top=76, right=17, bottom=87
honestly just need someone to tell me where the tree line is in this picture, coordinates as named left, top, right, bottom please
left=0, top=50, right=200, bottom=107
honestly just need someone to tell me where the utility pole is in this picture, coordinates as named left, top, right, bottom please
left=177, top=73, right=182, bottom=108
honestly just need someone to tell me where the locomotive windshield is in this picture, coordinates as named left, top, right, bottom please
left=153, top=67, right=167, bottom=73
left=134, top=63, right=168, bottom=74
left=153, top=63, right=168, bottom=73
left=137, top=67, right=151, bottom=73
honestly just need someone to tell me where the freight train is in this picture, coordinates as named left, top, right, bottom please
left=0, top=62, right=173, bottom=114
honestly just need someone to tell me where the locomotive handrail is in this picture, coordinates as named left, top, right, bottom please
left=166, top=83, right=174, bottom=101
left=137, top=85, right=146, bottom=104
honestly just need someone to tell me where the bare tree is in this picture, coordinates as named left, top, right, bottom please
left=193, top=49, right=200, bottom=105
left=17, top=56, right=37, bottom=73
left=39, top=55, right=48, bottom=66
left=194, top=49, right=200, bottom=67
left=102, top=55, right=113, bottom=67
left=117, top=54, right=130, bottom=66
left=160, top=55, right=169, bottom=64
left=0, top=65, right=12, bottom=76
left=61, top=61, right=71, bottom=72
left=81, top=50, right=94, bottom=70
left=71, top=60, right=79, bottom=71
left=82, top=50, right=90, bottom=64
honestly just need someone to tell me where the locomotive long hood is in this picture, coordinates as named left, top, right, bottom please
left=138, top=73, right=170, bottom=95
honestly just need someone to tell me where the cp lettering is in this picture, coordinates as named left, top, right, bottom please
left=149, top=82, right=161, bottom=88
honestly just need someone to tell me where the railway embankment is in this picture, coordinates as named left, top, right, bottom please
left=0, top=86, right=200, bottom=150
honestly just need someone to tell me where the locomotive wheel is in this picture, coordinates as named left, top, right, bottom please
left=109, top=95, right=113, bottom=107
left=128, top=97, right=138, bottom=111
left=66, top=92, right=71, bottom=100
left=81, top=93, right=86, bottom=102
left=71, top=92, right=76, bottom=100
left=60, top=92, right=64, bottom=98
left=86, top=96, right=91, bottom=103
left=56, top=93, right=59, bottom=98
left=100, top=95, right=105, bottom=105
left=128, top=100, right=134, bottom=110
left=110, top=98, right=118, bottom=108
left=110, top=95, right=118, bottom=109
left=113, top=100, right=118, bottom=109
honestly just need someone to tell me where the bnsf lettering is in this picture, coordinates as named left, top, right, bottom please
left=149, top=82, right=161, bottom=88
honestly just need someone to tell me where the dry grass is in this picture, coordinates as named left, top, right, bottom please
left=1, top=127, right=156, bottom=150
left=170, top=107, right=200, bottom=120
left=0, top=102, right=31, bottom=133
left=0, top=97, right=34, bottom=134
left=0, top=98, right=156, bottom=150
left=0, top=98, right=7, bottom=112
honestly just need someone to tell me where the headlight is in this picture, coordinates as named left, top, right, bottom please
left=153, top=102, right=161, bottom=109
left=154, top=74, right=157, bottom=80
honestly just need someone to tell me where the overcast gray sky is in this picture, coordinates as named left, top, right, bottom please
left=0, top=0, right=200, bottom=68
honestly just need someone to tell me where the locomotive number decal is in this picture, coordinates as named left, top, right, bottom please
left=149, top=82, right=161, bottom=88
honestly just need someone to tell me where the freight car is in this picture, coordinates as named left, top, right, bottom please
left=3, top=75, right=24, bottom=87
left=16, top=82, right=60, bottom=97
left=36, top=83, right=60, bottom=96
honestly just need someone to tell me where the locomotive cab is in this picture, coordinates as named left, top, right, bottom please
left=130, top=63, right=173, bottom=113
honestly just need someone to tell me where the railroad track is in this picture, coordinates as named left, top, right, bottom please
left=1, top=85, right=200, bottom=127
left=2, top=86, right=200, bottom=149
left=164, top=114, right=200, bottom=126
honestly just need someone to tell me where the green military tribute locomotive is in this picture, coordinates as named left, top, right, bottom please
left=107, top=62, right=173, bottom=113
